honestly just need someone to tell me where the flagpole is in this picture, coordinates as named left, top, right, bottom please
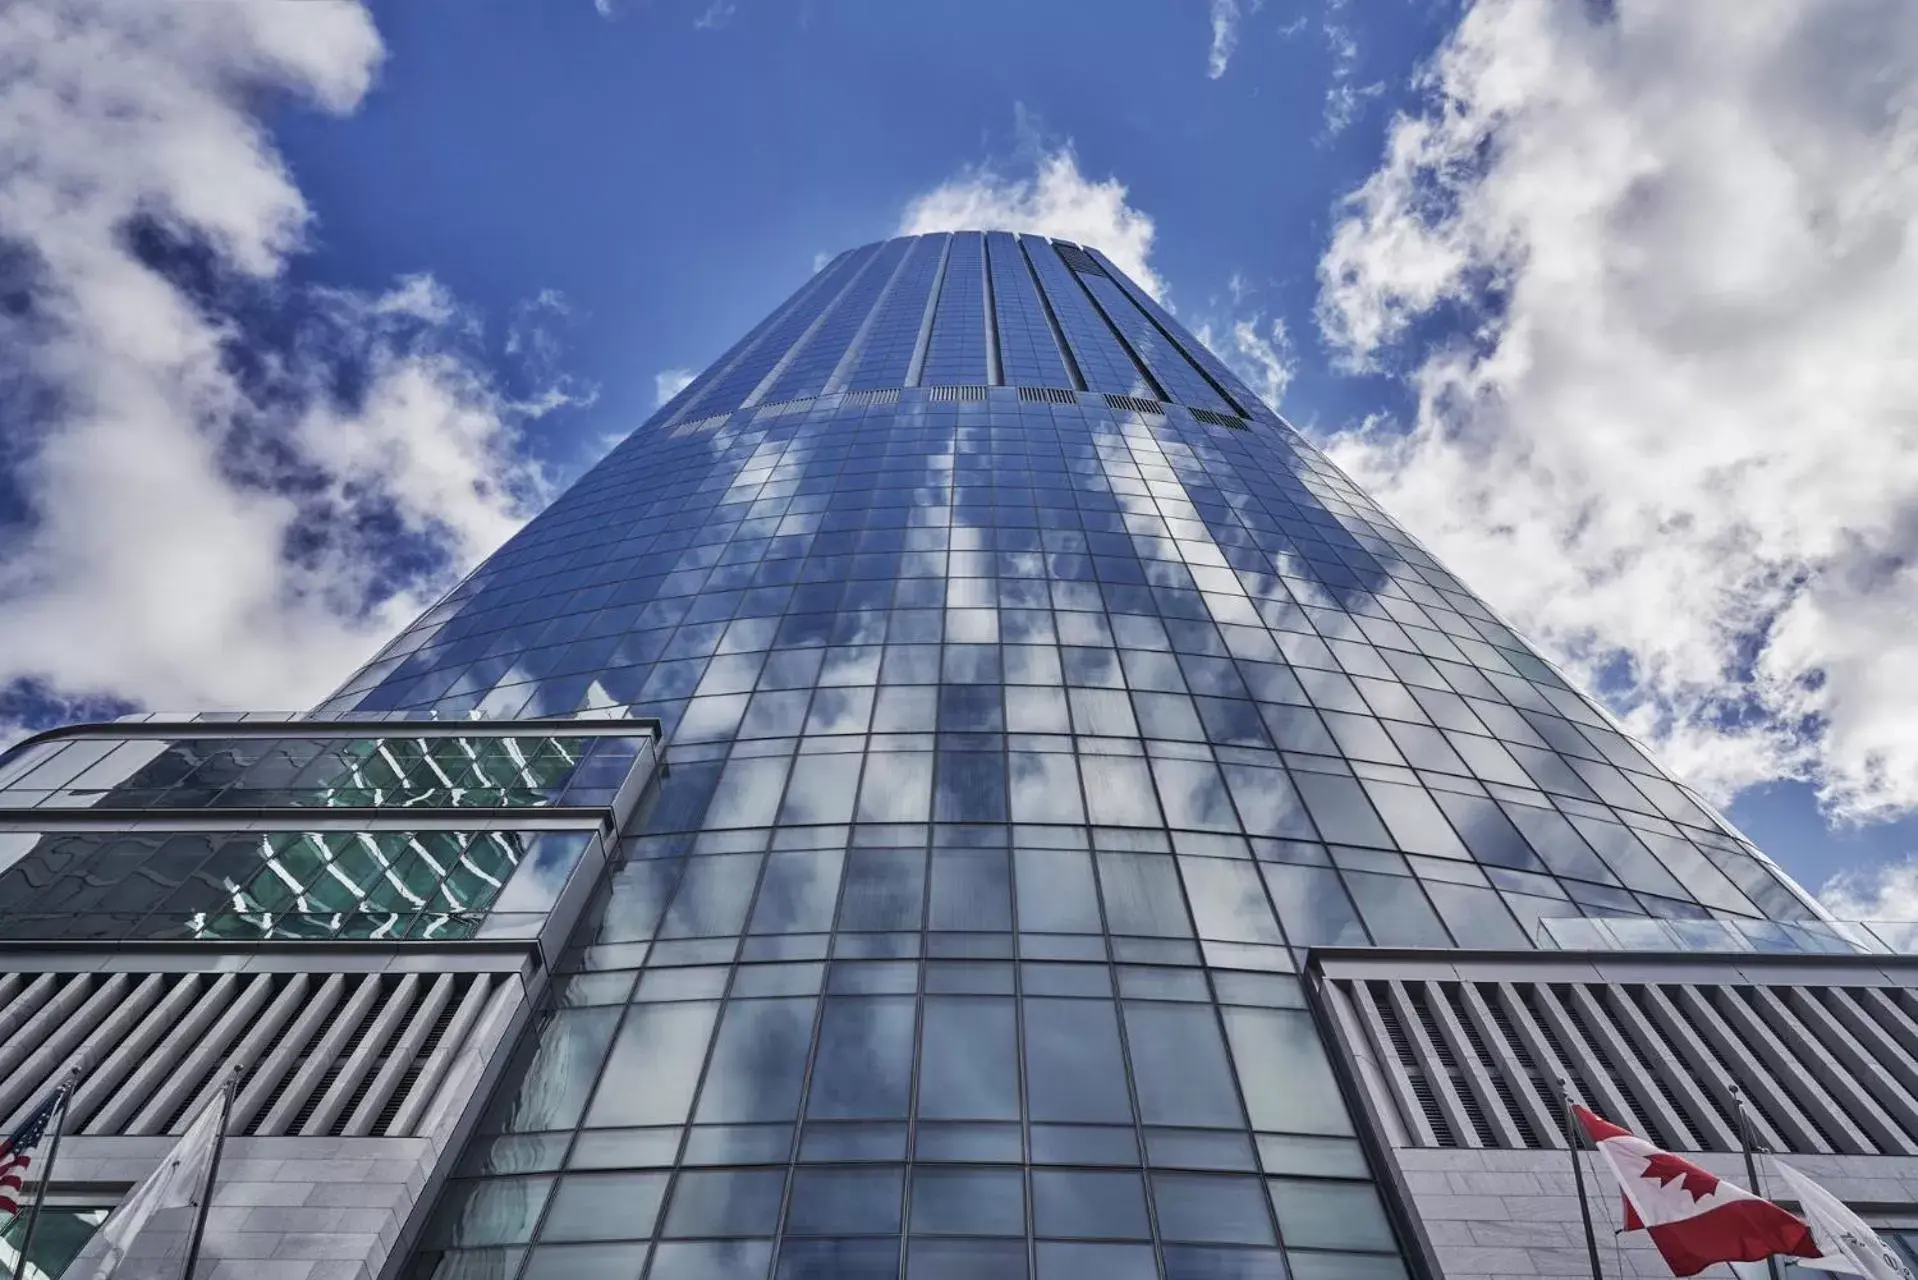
left=1560, top=1078, right=1606, bottom=1280
left=10, top=1066, right=80, bottom=1280
left=179, top=1066, right=240, bottom=1280
left=1730, top=1085, right=1783, bottom=1280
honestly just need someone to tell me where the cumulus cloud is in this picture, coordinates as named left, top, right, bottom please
left=654, top=367, right=697, bottom=407
left=1208, top=0, right=1245, bottom=79
left=1316, top=0, right=1918, bottom=822
left=0, top=1, right=553, bottom=736
left=1204, top=314, right=1296, bottom=411
left=898, top=143, right=1164, bottom=299
left=1820, top=857, right=1918, bottom=921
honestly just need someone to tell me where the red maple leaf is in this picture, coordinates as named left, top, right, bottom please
left=1642, top=1151, right=1720, bottom=1202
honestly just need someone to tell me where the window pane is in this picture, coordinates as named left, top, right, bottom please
left=1031, top=1169, right=1150, bottom=1239
left=1152, top=758, right=1239, bottom=832
left=786, top=1167, right=903, bottom=1234
left=660, top=854, right=762, bottom=938
left=496, top=1008, right=618, bottom=1132
left=1009, top=753, right=1087, bottom=824
left=908, top=1239, right=1029, bottom=1280
left=1259, top=864, right=1367, bottom=948
left=539, top=1172, right=665, bottom=1241
left=1014, top=846, right=1101, bottom=933
left=1422, top=881, right=1525, bottom=949
left=648, top=1239, right=774, bottom=1280
left=909, top=1167, right=1026, bottom=1235
left=522, top=1243, right=646, bottom=1279
left=838, top=848, right=926, bottom=931
left=1343, top=871, right=1451, bottom=947
left=1221, top=765, right=1316, bottom=840
left=1220, top=1008, right=1352, bottom=1136
left=1097, top=852, right=1192, bottom=938
left=779, top=754, right=861, bottom=825
left=750, top=849, right=844, bottom=934
left=1293, top=774, right=1390, bottom=847
left=663, top=1169, right=785, bottom=1237
left=919, top=997, right=1020, bottom=1120
left=1152, top=1173, right=1276, bottom=1244
left=857, top=752, right=933, bottom=822
left=929, top=847, right=1012, bottom=931
left=808, top=996, right=917, bottom=1118
left=1034, top=1242, right=1156, bottom=1280
left=1024, top=997, right=1132, bottom=1123
left=1080, top=756, right=1163, bottom=828
left=585, top=1002, right=720, bottom=1127
left=1268, top=1179, right=1396, bottom=1251
left=695, top=997, right=819, bottom=1123
left=1123, top=1003, right=1243, bottom=1127
left=1178, top=857, right=1283, bottom=944
left=776, top=1238, right=900, bottom=1280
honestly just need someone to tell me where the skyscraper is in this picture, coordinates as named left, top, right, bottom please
left=5, top=232, right=1915, bottom=1280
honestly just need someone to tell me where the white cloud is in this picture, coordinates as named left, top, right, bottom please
left=1820, top=856, right=1918, bottom=921
left=1202, top=313, right=1296, bottom=411
left=654, top=367, right=696, bottom=407
left=1316, top=0, right=1918, bottom=823
left=1208, top=0, right=1244, bottom=79
left=694, top=0, right=736, bottom=30
left=0, top=0, right=552, bottom=734
left=1322, top=1, right=1384, bottom=138
left=898, top=143, right=1164, bottom=299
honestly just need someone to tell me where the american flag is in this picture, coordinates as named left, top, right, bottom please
left=0, top=1091, right=62, bottom=1219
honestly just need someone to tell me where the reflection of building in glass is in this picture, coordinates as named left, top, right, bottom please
left=12, top=233, right=1918, bottom=1280
left=0, top=715, right=660, bottom=1277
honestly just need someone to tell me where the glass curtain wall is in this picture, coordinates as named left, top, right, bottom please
left=348, top=233, right=1823, bottom=1280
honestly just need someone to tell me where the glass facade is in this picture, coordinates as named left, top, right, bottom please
left=324, top=231, right=1827, bottom=1279
left=0, top=720, right=658, bottom=943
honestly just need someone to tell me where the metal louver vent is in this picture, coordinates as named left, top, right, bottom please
left=755, top=396, right=815, bottom=416
left=1326, top=968, right=1918, bottom=1158
left=1192, top=407, right=1250, bottom=430
left=1018, top=386, right=1077, bottom=404
left=1053, top=243, right=1107, bottom=276
left=843, top=388, right=899, bottom=406
left=1103, top=394, right=1165, bottom=416
left=669, top=412, right=730, bottom=437
left=928, top=385, right=989, bottom=402
left=0, top=968, right=497, bottom=1140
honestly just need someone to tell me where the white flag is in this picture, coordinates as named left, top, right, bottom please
left=1772, top=1159, right=1917, bottom=1280
left=63, top=1095, right=223, bottom=1279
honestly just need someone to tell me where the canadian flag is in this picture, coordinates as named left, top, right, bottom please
left=1574, top=1105, right=1821, bottom=1277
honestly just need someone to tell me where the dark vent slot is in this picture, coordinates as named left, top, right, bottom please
left=1406, top=987, right=1460, bottom=1071
left=294, top=1061, right=347, bottom=1137
left=1018, top=386, right=1077, bottom=404
left=1454, top=1077, right=1498, bottom=1147
left=1368, top=983, right=1419, bottom=1070
left=1192, top=408, right=1249, bottom=430
left=928, top=385, right=988, bottom=402
left=1560, top=986, right=1680, bottom=1151
left=756, top=396, right=814, bottom=416
left=1485, top=993, right=1542, bottom=1081
left=1488, top=1072, right=1543, bottom=1148
left=1407, top=1076, right=1458, bottom=1149
left=844, top=388, right=899, bottom=406
left=1103, top=394, right=1165, bottom=415
left=1053, top=243, right=1107, bottom=276
left=373, top=1062, right=425, bottom=1137
left=670, top=412, right=729, bottom=437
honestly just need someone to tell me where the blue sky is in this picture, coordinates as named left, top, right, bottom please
left=4, top=0, right=1918, bottom=912
left=272, top=0, right=1442, bottom=472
